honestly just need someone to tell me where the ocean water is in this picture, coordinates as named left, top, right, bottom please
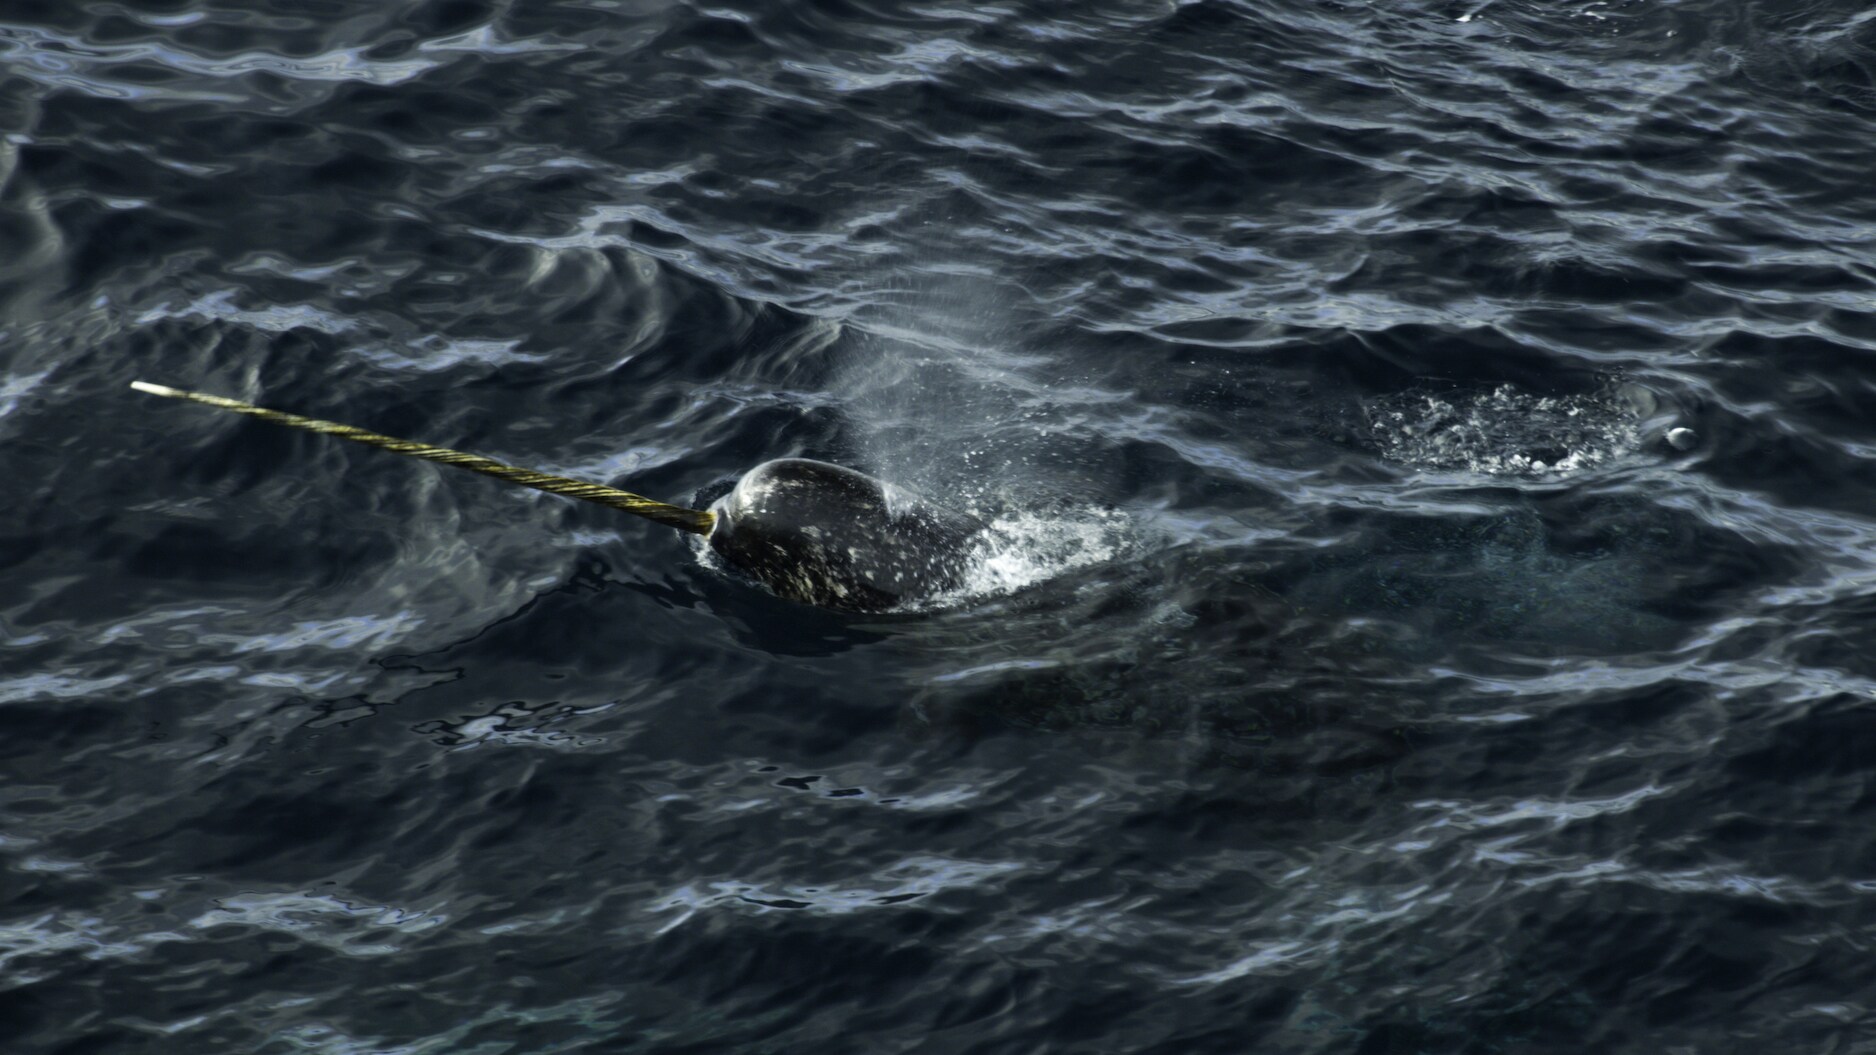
left=3, top=0, right=1876, bottom=1051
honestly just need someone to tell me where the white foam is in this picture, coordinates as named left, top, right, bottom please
left=937, top=505, right=1132, bottom=606
left=1366, top=383, right=1648, bottom=478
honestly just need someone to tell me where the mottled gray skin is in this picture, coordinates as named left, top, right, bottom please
left=707, top=459, right=986, bottom=612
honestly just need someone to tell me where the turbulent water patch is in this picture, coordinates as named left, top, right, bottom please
left=1362, top=381, right=1670, bottom=476
left=939, top=503, right=1133, bottom=607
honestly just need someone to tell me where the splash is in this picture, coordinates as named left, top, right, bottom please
left=933, top=503, right=1132, bottom=608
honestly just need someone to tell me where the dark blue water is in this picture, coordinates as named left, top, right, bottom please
left=5, top=0, right=1876, bottom=1050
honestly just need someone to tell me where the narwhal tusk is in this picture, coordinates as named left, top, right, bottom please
left=130, top=381, right=716, bottom=535
left=132, top=382, right=995, bottom=611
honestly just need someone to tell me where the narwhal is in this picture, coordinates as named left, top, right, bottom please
left=130, top=381, right=986, bottom=612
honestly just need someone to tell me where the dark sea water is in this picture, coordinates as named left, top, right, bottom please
left=4, top=0, right=1876, bottom=1051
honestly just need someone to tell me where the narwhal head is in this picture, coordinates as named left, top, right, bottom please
left=707, top=459, right=987, bottom=612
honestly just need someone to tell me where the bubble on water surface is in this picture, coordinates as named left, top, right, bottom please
left=1364, top=382, right=1660, bottom=477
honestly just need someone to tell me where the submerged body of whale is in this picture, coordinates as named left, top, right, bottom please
left=708, top=459, right=987, bottom=612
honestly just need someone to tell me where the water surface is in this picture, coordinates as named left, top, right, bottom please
left=4, top=1, right=1876, bottom=1051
